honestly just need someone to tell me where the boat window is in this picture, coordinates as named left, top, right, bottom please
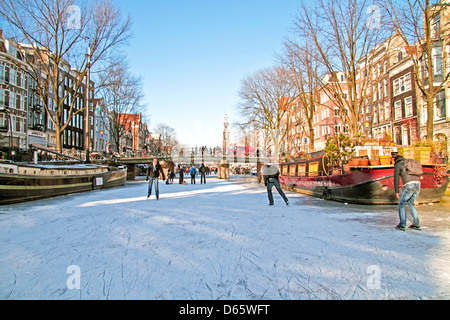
left=289, top=165, right=296, bottom=177
left=309, top=162, right=319, bottom=177
left=282, top=166, right=288, bottom=176
left=298, top=164, right=306, bottom=177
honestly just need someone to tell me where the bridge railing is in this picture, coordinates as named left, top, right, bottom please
left=108, top=153, right=270, bottom=165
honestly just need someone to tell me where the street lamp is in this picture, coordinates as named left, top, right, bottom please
left=84, top=43, right=91, bottom=163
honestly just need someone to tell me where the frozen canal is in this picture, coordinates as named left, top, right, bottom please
left=0, top=176, right=449, bottom=300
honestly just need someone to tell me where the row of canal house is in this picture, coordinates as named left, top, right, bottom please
left=0, top=29, right=160, bottom=160
left=285, top=25, right=450, bottom=156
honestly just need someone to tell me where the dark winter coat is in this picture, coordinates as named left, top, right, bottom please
left=146, top=162, right=165, bottom=180
left=199, top=165, right=207, bottom=174
left=261, top=164, right=280, bottom=186
left=394, top=156, right=421, bottom=193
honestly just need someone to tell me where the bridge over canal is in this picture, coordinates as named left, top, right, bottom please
left=101, top=154, right=270, bottom=180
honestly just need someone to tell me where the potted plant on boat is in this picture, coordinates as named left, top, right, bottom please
left=324, top=134, right=355, bottom=175
left=359, top=155, right=369, bottom=166
left=370, top=156, right=380, bottom=166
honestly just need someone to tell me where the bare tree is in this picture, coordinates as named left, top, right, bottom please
left=280, top=39, right=322, bottom=152
left=154, top=123, right=178, bottom=155
left=97, top=60, right=146, bottom=153
left=383, top=0, right=450, bottom=140
left=0, top=0, right=132, bottom=152
left=293, top=0, right=384, bottom=138
left=237, top=66, right=298, bottom=162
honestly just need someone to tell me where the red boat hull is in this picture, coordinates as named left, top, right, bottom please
left=280, top=164, right=448, bottom=205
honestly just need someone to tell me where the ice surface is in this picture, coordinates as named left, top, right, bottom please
left=0, top=176, right=449, bottom=300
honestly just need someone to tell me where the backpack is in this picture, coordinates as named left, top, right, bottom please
left=404, top=159, right=423, bottom=176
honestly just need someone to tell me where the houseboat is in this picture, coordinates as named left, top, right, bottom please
left=0, top=160, right=127, bottom=205
left=279, top=149, right=449, bottom=205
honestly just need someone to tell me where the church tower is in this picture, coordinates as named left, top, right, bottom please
left=223, top=114, right=230, bottom=155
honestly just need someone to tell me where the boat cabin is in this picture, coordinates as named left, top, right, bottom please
left=280, top=154, right=330, bottom=178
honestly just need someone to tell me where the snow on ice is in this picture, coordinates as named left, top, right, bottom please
left=0, top=176, right=449, bottom=300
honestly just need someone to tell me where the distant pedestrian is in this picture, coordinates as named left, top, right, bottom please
left=146, top=157, right=165, bottom=199
left=261, top=162, right=289, bottom=206
left=179, top=165, right=184, bottom=184
left=189, top=165, right=198, bottom=184
left=394, top=154, right=421, bottom=231
left=167, top=168, right=175, bottom=184
left=199, top=163, right=207, bottom=184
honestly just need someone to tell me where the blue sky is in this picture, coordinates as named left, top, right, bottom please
left=116, top=0, right=302, bottom=147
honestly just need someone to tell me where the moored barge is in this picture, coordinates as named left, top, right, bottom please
left=279, top=153, right=448, bottom=205
left=0, top=160, right=127, bottom=205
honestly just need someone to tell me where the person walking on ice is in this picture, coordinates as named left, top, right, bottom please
left=189, top=165, right=198, bottom=184
left=261, top=162, right=289, bottom=206
left=394, top=154, right=422, bottom=231
left=199, top=163, right=207, bottom=184
left=146, top=157, right=165, bottom=199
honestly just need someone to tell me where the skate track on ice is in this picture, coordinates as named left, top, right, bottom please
left=0, top=176, right=449, bottom=299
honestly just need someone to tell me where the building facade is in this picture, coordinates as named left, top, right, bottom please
left=0, top=36, right=30, bottom=158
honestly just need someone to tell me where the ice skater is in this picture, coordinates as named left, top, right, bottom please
left=261, top=162, right=289, bottom=206
left=394, top=154, right=421, bottom=231
left=146, top=157, right=165, bottom=199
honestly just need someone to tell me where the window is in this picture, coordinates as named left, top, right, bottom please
left=7, top=43, right=17, bottom=57
left=335, top=124, right=341, bottom=133
left=432, top=13, right=441, bottom=38
left=434, top=90, right=446, bottom=121
left=394, top=79, right=400, bottom=95
left=402, top=125, right=408, bottom=145
left=16, top=72, right=21, bottom=87
left=16, top=94, right=22, bottom=110
left=393, top=73, right=411, bottom=96
left=373, top=104, right=378, bottom=124
left=379, top=103, right=383, bottom=122
left=405, top=97, right=413, bottom=117
left=394, top=100, right=402, bottom=120
left=15, top=116, right=21, bottom=133
left=309, top=162, right=319, bottom=177
left=0, top=113, right=7, bottom=129
left=433, top=46, right=443, bottom=75
left=404, top=73, right=411, bottom=91
left=384, top=101, right=390, bottom=121
left=378, top=82, right=383, bottom=100
left=9, top=92, right=16, bottom=109
left=384, top=78, right=389, bottom=97
left=0, top=66, right=7, bottom=82
left=0, top=89, right=7, bottom=108
left=289, top=165, right=296, bottom=177
left=298, top=164, right=306, bottom=177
